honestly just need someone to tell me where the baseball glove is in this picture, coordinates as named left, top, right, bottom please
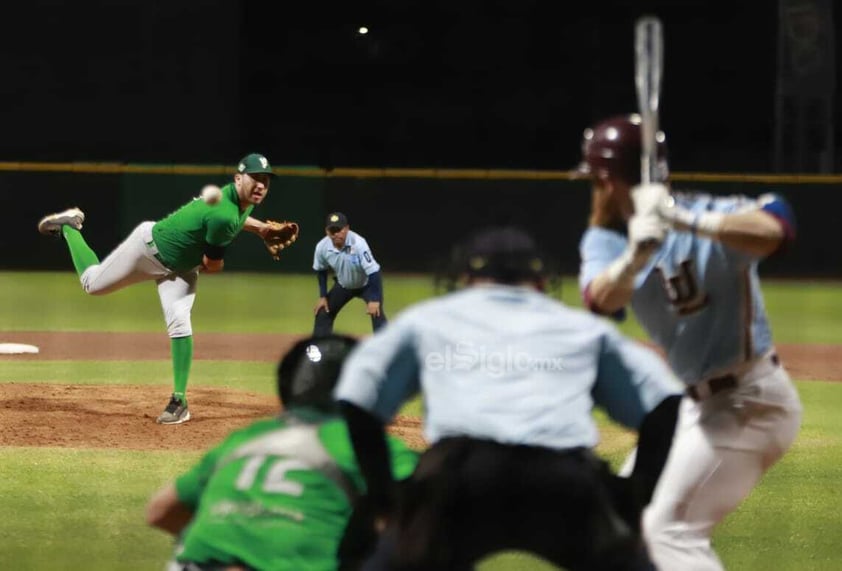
left=262, top=220, right=300, bottom=260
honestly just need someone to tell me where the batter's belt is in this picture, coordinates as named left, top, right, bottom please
left=687, top=352, right=780, bottom=402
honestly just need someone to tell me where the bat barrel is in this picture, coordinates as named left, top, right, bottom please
left=635, top=16, right=664, bottom=185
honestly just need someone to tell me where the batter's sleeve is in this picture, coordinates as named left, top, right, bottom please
left=593, top=325, right=684, bottom=430
left=334, top=312, right=421, bottom=422
left=578, top=227, right=628, bottom=292
left=758, top=193, right=796, bottom=242
left=713, top=193, right=796, bottom=264
left=579, top=227, right=630, bottom=319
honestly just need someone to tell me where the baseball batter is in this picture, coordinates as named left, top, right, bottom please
left=335, top=227, right=683, bottom=570
left=313, top=211, right=387, bottom=335
left=146, top=335, right=418, bottom=570
left=577, top=114, right=802, bottom=570
left=38, top=153, right=298, bottom=425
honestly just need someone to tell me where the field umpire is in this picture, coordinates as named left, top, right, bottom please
left=313, top=212, right=387, bottom=336
left=335, top=226, right=684, bottom=570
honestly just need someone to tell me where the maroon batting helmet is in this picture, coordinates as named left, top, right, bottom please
left=577, top=114, right=668, bottom=184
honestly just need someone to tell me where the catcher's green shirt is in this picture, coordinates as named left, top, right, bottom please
left=152, top=183, right=252, bottom=272
left=173, top=410, right=419, bottom=570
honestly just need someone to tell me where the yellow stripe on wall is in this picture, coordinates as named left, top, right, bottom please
left=0, top=161, right=840, bottom=184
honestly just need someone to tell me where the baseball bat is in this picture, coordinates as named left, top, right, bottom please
left=634, top=16, right=664, bottom=185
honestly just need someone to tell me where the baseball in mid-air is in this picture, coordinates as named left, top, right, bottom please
left=200, top=184, right=222, bottom=205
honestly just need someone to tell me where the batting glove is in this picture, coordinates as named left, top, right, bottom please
left=604, top=214, right=666, bottom=288
left=629, top=213, right=667, bottom=254
left=631, top=183, right=670, bottom=217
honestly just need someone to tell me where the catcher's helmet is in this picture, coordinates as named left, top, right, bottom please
left=577, top=114, right=668, bottom=184
left=277, top=334, right=358, bottom=412
left=461, top=226, right=546, bottom=285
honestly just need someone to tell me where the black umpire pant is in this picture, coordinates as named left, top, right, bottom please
left=314, top=279, right=388, bottom=336
left=362, top=437, right=654, bottom=571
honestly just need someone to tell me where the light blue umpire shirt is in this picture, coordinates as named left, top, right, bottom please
left=334, top=284, right=682, bottom=450
left=313, top=230, right=381, bottom=289
left=579, top=192, right=796, bottom=385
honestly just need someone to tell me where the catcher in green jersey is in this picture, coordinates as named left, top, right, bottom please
left=37, top=153, right=299, bottom=424
left=145, top=334, right=419, bottom=571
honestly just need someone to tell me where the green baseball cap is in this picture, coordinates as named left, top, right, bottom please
left=237, top=153, right=275, bottom=175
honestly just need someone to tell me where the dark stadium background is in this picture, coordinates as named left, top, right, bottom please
left=0, top=1, right=836, bottom=173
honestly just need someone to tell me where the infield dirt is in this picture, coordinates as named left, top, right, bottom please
left=0, top=332, right=838, bottom=452
left=0, top=332, right=428, bottom=451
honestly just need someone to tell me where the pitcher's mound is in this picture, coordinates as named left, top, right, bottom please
left=0, top=383, right=426, bottom=451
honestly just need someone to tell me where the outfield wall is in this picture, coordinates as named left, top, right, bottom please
left=4, top=164, right=839, bottom=276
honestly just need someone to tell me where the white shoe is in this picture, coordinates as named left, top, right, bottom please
left=38, top=207, right=85, bottom=236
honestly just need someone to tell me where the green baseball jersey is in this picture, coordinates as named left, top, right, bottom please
left=152, top=183, right=253, bottom=272
left=173, top=410, right=419, bottom=571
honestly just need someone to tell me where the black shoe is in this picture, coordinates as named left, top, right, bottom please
left=156, top=394, right=190, bottom=425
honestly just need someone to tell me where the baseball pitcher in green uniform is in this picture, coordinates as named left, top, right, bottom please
left=146, top=335, right=419, bottom=571
left=38, top=153, right=293, bottom=424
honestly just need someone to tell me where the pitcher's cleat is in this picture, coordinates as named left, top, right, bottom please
left=156, top=394, right=191, bottom=425
left=38, top=207, right=85, bottom=236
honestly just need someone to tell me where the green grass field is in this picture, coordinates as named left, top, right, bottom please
left=1, top=271, right=841, bottom=570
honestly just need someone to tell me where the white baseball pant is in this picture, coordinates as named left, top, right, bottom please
left=642, top=351, right=802, bottom=571
left=79, top=221, right=198, bottom=338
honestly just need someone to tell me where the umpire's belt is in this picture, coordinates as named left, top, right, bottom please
left=687, top=353, right=780, bottom=402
